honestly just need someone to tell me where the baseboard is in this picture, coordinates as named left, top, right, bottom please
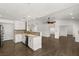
left=3, top=39, right=14, bottom=41
left=67, top=34, right=73, bottom=36
left=3, top=40, right=14, bottom=42
left=59, top=36, right=67, bottom=37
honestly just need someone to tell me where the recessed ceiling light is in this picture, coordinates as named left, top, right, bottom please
left=27, top=16, right=32, bottom=20
left=72, top=17, right=75, bottom=19
left=70, top=13, right=73, bottom=15
left=27, top=16, right=31, bottom=17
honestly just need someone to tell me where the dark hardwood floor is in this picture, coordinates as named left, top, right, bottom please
left=0, top=35, right=79, bottom=56
left=0, top=40, right=15, bottom=56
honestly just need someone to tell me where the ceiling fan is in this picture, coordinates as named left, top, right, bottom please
left=46, top=17, right=56, bottom=24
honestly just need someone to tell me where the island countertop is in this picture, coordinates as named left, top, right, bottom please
left=14, top=30, right=40, bottom=36
left=15, top=30, right=42, bottom=51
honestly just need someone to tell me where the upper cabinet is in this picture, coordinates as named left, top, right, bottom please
left=14, top=21, right=25, bottom=30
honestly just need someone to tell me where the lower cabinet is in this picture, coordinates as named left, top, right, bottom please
left=28, top=36, right=42, bottom=51
left=15, top=34, right=26, bottom=43
left=75, top=35, right=79, bottom=42
left=15, top=34, right=42, bottom=51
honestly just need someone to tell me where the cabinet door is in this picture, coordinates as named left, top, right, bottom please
left=15, top=34, right=22, bottom=43
left=33, top=37, right=42, bottom=50
left=28, top=37, right=33, bottom=49
left=22, top=35, right=26, bottom=44
left=14, top=21, right=25, bottom=30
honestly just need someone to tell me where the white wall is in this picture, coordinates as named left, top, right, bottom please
left=67, top=25, right=73, bottom=35
left=55, top=24, right=59, bottom=39
left=0, top=19, right=14, bottom=23
left=50, top=27, right=55, bottom=34
left=59, top=25, right=67, bottom=36
left=3, top=23, right=14, bottom=41
left=56, top=19, right=73, bottom=36
left=36, top=24, right=50, bottom=37
left=59, top=25, right=73, bottom=36
left=0, top=19, right=14, bottom=41
left=73, top=20, right=79, bottom=42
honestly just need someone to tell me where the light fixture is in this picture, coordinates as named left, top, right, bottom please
left=70, top=13, right=73, bottom=15
left=47, top=17, right=56, bottom=24
left=72, top=17, right=75, bottom=19
left=27, top=16, right=31, bottom=18
left=46, top=16, right=56, bottom=28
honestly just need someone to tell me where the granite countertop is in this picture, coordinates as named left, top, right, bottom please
left=15, top=30, right=40, bottom=36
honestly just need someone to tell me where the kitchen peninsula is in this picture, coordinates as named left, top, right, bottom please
left=15, top=30, right=42, bottom=51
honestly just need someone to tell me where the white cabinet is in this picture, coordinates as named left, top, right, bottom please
left=14, top=21, right=25, bottom=30
left=28, top=36, right=42, bottom=51
left=28, top=37, right=33, bottom=48
left=75, top=35, right=79, bottom=42
left=15, top=34, right=25, bottom=43
left=15, top=34, right=22, bottom=43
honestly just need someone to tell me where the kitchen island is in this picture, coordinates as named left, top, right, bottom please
left=15, top=30, right=42, bottom=51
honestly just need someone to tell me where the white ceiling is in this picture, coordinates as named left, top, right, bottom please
left=35, top=3, right=79, bottom=23
left=0, top=3, right=78, bottom=20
